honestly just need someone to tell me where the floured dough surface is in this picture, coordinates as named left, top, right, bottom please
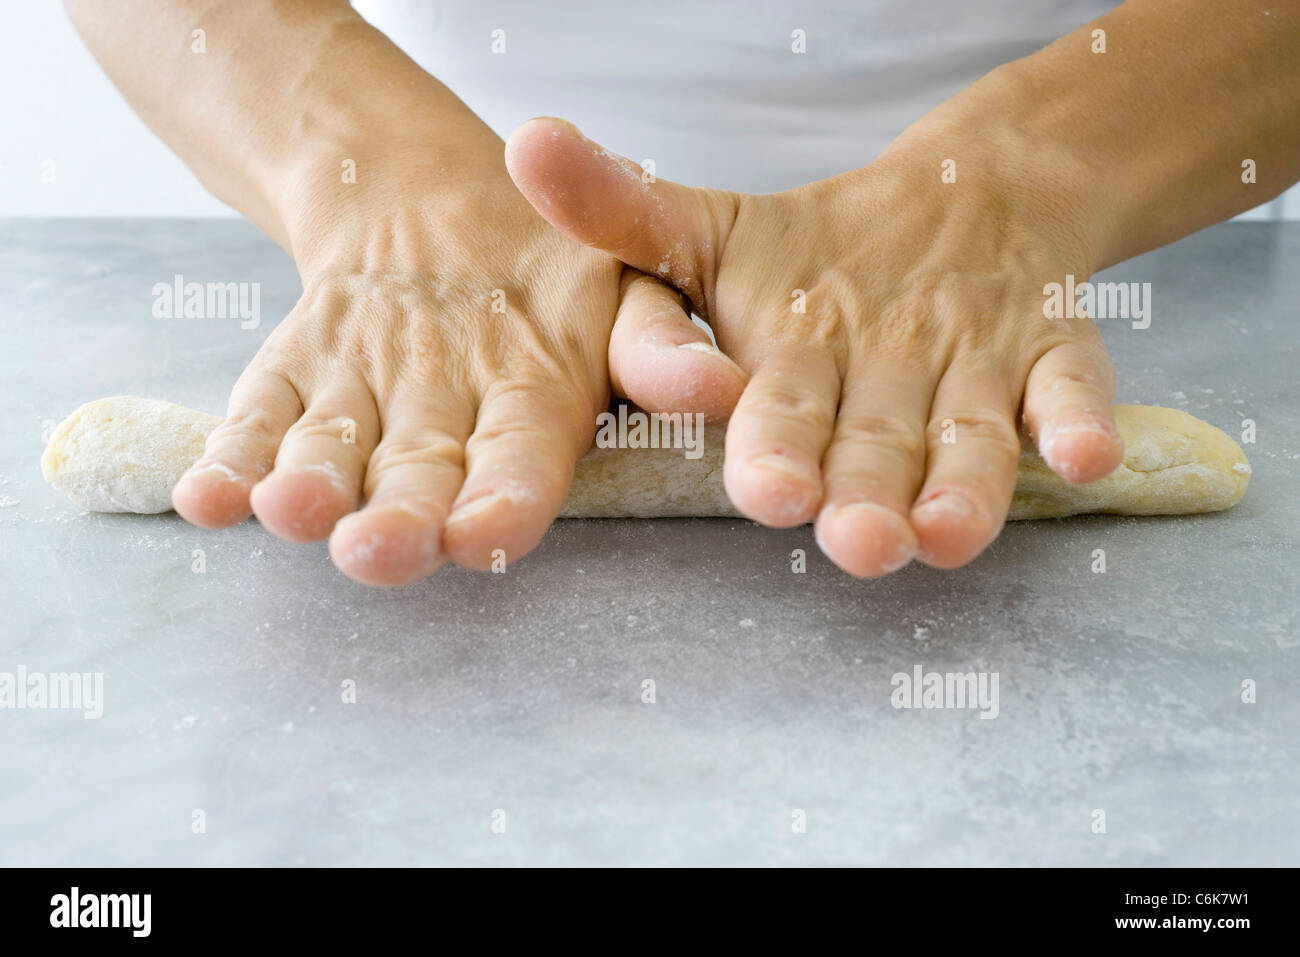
left=41, top=397, right=222, bottom=513
left=1008, top=404, right=1251, bottom=519
left=565, top=403, right=1250, bottom=520
left=42, top=396, right=1251, bottom=519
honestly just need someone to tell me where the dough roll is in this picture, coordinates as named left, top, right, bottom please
left=42, top=396, right=1251, bottom=520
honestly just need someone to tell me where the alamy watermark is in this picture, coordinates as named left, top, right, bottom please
left=595, top=406, right=706, bottom=459
left=152, top=273, right=260, bottom=329
left=891, top=665, right=999, bottom=719
left=50, top=887, right=150, bottom=937
left=0, top=665, right=103, bottom=719
left=1043, top=274, right=1151, bottom=329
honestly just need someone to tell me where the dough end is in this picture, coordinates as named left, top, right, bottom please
left=42, top=396, right=222, bottom=513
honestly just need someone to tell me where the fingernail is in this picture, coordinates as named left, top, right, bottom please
left=818, top=502, right=917, bottom=572
left=1038, top=417, right=1121, bottom=480
left=823, top=500, right=902, bottom=525
left=446, top=492, right=506, bottom=524
left=881, top=542, right=915, bottom=573
left=677, top=341, right=747, bottom=378
left=446, top=486, right=538, bottom=525
left=541, top=116, right=583, bottom=136
left=1039, top=417, right=1118, bottom=455
left=185, top=460, right=248, bottom=485
left=285, top=462, right=349, bottom=492
left=749, top=453, right=820, bottom=487
left=913, top=491, right=976, bottom=520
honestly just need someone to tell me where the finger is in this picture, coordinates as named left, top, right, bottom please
left=328, top=390, right=473, bottom=588
left=610, top=269, right=746, bottom=422
left=723, top=347, right=840, bottom=528
left=910, top=360, right=1023, bottom=569
left=249, top=375, right=379, bottom=543
left=172, top=366, right=302, bottom=528
left=504, top=116, right=733, bottom=311
left=814, top=362, right=931, bottom=578
left=442, top=381, right=592, bottom=571
left=1022, top=338, right=1123, bottom=483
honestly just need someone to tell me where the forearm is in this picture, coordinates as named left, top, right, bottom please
left=890, top=0, right=1300, bottom=273
left=64, top=0, right=503, bottom=253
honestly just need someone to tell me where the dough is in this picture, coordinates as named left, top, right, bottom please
left=42, top=396, right=1251, bottom=519
left=566, top=403, right=1251, bottom=519
left=42, top=397, right=222, bottom=514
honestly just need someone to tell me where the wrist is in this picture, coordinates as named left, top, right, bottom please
left=274, top=114, right=511, bottom=268
left=250, top=13, right=508, bottom=261
left=866, top=63, right=1115, bottom=278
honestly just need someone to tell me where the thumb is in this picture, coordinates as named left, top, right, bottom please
left=505, top=116, right=734, bottom=315
left=610, top=269, right=746, bottom=423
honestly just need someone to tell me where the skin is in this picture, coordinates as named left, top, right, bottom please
left=66, top=0, right=1298, bottom=584
left=504, top=0, right=1300, bottom=577
left=65, top=0, right=742, bottom=586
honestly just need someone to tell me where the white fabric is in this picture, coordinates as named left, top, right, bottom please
left=354, top=0, right=1116, bottom=192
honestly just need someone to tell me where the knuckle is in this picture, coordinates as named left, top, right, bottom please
left=216, top=407, right=283, bottom=446
left=403, top=325, right=447, bottom=369
left=1020, top=316, right=1096, bottom=362
left=466, top=417, right=554, bottom=451
left=288, top=409, right=360, bottom=443
left=791, top=307, right=845, bottom=349
left=803, top=315, right=844, bottom=349
left=368, top=432, right=464, bottom=477
left=871, top=293, right=938, bottom=352
left=485, top=379, right=599, bottom=440
left=929, top=410, right=1021, bottom=457
left=1045, top=367, right=1107, bottom=394
left=465, top=413, right=588, bottom=469
left=835, top=414, right=926, bottom=466
left=746, top=384, right=836, bottom=434
left=800, top=278, right=856, bottom=345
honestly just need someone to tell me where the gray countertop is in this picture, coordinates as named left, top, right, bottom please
left=1, top=218, right=1296, bottom=866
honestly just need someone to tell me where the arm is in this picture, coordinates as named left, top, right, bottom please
left=917, top=0, right=1300, bottom=271
left=64, top=0, right=502, bottom=257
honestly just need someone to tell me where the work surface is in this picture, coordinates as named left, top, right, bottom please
left=2, top=219, right=1296, bottom=866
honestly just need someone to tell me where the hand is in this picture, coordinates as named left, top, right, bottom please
left=171, top=145, right=743, bottom=587
left=505, top=111, right=1125, bottom=578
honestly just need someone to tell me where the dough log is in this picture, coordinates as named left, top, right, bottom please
left=42, top=397, right=1251, bottom=520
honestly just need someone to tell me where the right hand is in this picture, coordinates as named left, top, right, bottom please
left=506, top=115, right=1124, bottom=578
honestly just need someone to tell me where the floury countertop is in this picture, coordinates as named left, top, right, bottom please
left=0, top=218, right=1296, bottom=865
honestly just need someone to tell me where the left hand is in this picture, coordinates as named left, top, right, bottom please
left=504, top=108, right=1125, bottom=578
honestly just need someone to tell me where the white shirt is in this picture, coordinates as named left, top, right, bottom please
left=354, top=0, right=1115, bottom=192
